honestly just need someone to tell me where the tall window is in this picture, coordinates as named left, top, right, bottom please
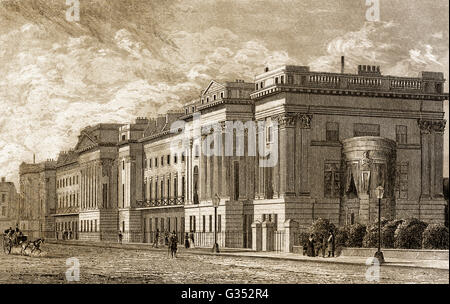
left=209, top=215, right=213, bottom=232
left=324, top=162, right=341, bottom=198
left=149, top=180, right=153, bottom=201
left=217, top=215, right=222, bottom=232
left=144, top=158, right=147, bottom=169
left=167, top=178, right=171, bottom=198
left=174, top=177, right=178, bottom=198
left=122, top=184, right=125, bottom=207
left=155, top=158, right=158, bottom=167
left=160, top=180, right=164, bottom=200
left=202, top=215, right=206, bottom=232
left=354, top=123, right=380, bottom=137
left=326, top=122, right=339, bottom=141
left=395, top=162, right=408, bottom=199
left=396, top=125, right=407, bottom=144
left=144, top=178, right=147, bottom=200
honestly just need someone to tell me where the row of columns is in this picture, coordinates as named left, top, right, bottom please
left=80, top=161, right=100, bottom=210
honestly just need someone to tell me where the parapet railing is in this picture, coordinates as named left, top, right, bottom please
left=135, top=196, right=185, bottom=208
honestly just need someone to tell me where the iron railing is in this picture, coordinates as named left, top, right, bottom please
left=136, top=197, right=185, bottom=208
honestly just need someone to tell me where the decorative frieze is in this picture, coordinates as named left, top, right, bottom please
left=274, top=113, right=313, bottom=128
left=418, top=119, right=446, bottom=134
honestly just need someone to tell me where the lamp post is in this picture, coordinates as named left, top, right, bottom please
left=374, top=186, right=385, bottom=264
left=212, top=193, right=220, bottom=253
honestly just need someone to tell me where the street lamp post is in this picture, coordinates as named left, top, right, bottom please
left=212, top=193, right=220, bottom=253
left=374, top=186, right=385, bottom=264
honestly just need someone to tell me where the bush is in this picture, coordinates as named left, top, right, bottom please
left=363, top=218, right=389, bottom=248
left=422, top=224, right=449, bottom=249
left=346, top=223, right=367, bottom=247
left=394, top=218, right=428, bottom=249
left=381, top=219, right=404, bottom=248
left=297, top=232, right=310, bottom=247
left=334, top=226, right=349, bottom=256
left=308, top=218, right=336, bottom=240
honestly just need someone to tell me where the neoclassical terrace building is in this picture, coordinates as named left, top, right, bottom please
left=17, top=62, right=448, bottom=250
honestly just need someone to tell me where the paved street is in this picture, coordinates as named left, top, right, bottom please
left=0, top=243, right=448, bottom=284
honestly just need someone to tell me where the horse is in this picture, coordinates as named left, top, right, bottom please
left=21, top=238, right=45, bottom=256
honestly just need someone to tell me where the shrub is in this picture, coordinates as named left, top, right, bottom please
left=334, top=226, right=350, bottom=256
left=394, top=218, right=428, bottom=249
left=297, top=232, right=310, bottom=247
left=422, top=224, right=449, bottom=249
left=308, top=218, right=336, bottom=240
left=381, top=219, right=404, bottom=248
left=346, top=223, right=367, bottom=247
left=363, top=218, right=389, bottom=248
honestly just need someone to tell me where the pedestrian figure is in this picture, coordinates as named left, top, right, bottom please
left=169, top=231, right=178, bottom=258
left=327, top=230, right=335, bottom=257
left=322, top=235, right=327, bottom=257
left=152, top=229, right=159, bottom=248
left=118, top=230, right=123, bottom=244
left=315, top=235, right=323, bottom=257
left=184, top=232, right=190, bottom=249
left=189, top=231, right=195, bottom=248
left=306, top=233, right=315, bottom=257
left=164, top=230, right=169, bottom=246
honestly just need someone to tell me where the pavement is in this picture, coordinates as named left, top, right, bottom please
left=47, top=239, right=449, bottom=270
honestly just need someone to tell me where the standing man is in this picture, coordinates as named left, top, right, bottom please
left=327, top=230, right=335, bottom=257
left=170, top=231, right=178, bottom=258
left=118, top=230, right=123, bottom=244
left=152, top=229, right=159, bottom=248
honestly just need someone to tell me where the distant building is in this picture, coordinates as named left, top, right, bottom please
left=0, top=177, right=18, bottom=231
left=18, top=160, right=56, bottom=239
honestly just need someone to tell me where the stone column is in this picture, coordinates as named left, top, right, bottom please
left=283, top=219, right=299, bottom=253
left=299, top=114, right=312, bottom=196
left=433, top=120, right=446, bottom=198
left=418, top=120, right=432, bottom=199
left=261, top=220, right=275, bottom=252
left=200, top=136, right=207, bottom=201
left=251, top=221, right=262, bottom=251
left=277, top=113, right=300, bottom=197
left=221, top=125, right=230, bottom=200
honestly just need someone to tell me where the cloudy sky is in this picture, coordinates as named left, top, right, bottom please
left=0, top=0, right=448, bottom=186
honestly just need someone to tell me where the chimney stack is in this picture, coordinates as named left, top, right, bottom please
left=341, top=56, right=345, bottom=74
left=1, top=177, right=5, bottom=183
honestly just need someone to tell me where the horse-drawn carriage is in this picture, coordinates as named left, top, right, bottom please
left=2, top=232, right=44, bottom=256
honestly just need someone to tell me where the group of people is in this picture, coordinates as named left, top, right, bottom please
left=3, top=225, right=25, bottom=245
left=60, top=229, right=73, bottom=240
left=304, top=230, right=335, bottom=258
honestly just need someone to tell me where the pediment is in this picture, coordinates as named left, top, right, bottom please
left=75, top=133, right=98, bottom=151
left=203, top=80, right=225, bottom=96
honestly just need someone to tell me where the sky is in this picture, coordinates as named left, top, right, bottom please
left=0, top=0, right=448, bottom=187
